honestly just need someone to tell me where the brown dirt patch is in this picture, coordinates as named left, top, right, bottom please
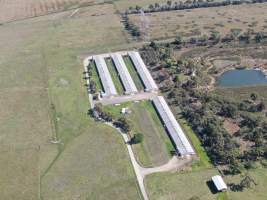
left=223, top=118, right=240, bottom=135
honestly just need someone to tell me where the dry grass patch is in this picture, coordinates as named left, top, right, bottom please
left=128, top=3, right=267, bottom=40
left=0, top=0, right=106, bottom=23
left=223, top=118, right=240, bottom=135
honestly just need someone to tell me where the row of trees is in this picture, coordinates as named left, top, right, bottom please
left=172, top=31, right=267, bottom=49
left=126, top=0, right=267, bottom=14
left=121, top=14, right=140, bottom=39
left=89, top=105, right=144, bottom=144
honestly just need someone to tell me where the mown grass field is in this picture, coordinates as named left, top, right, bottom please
left=103, top=100, right=173, bottom=167
left=0, top=3, right=142, bottom=200
left=145, top=167, right=267, bottom=200
left=145, top=169, right=219, bottom=200
left=128, top=3, right=267, bottom=40
left=130, top=101, right=172, bottom=167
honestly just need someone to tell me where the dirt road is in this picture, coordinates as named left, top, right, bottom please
left=96, top=92, right=158, bottom=105
left=106, top=123, right=193, bottom=200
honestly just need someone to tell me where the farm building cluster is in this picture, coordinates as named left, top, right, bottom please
left=85, top=51, right=158, bottom=98
left=84, top=51, right=195, bottom=157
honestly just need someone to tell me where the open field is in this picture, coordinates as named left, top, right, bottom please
left=0, top=3, right=142, bottom=199
left=215, top=85, right=267, bottom=105
left=41, top=123, right=142, bottom=200
left=128, top=3, right=267, bottom=40
left=103, top=101, right=173, bottom=167
left=114, top=0, right=168, bottom=11
left=0, top=0, right=108, bottom=24
left=0, top=147, right=40, bottom=199
left=145, top=167, right=267, bottom=200
left=145, top=169, right=219, bottom=200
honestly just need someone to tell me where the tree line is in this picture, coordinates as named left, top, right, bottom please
left=88, top=104, right=144, bottom=144
left=126, top=0, right=267, bottom=14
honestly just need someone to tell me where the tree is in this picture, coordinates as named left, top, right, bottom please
left=256, top=102, right=265, bottom=111
left=230, top=28, right=242, bottom=41
left=220, top=103, right=237, bottom=118
left=131, top=133, right=144, bottom=144
left=210, top=31, right=221, bottom=43
left=174, top=35, right=183, bottom=45
left=89, top=81, right=96, bottom=94
left=250, top=93, right=258, bottom=101
left=135, top=5, right=141, bottom=11
left=167, top=0, right=172, bottom=7
left=94, top=104, right=113, bottom=122
left=149, top=41, right=158, bottom=50
left=115, top=117, right=132, bottom=133
left=148, top=4, right=154, bottom=11
left=240, top=175, right=253, bottom=190
left=254, top=32, right=264, bottom=43
left=154, top=3, right=160, bottom=9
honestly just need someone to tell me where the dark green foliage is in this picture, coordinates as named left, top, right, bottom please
left=127, top=0, right=267, bottom=14
left=140, top=39, right=267, bottom=173
left=93, top=104, right=113, bottom=122
left=89, top=81, right=96, bottom=94
left=131, top=133, right=144, bottom=144
left=114, top=117, right=132, bottom=133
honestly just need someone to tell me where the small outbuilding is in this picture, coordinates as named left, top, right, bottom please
left=212, top=175, right=227, bottom=192
left=121, top=107, right=131, bottom=114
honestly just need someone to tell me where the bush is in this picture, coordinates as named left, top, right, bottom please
left=131, top=133, right=144, bottom=144
left=114, top=117, right=132, bottom=133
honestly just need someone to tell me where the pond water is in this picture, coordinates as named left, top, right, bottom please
left=217, top=69, right=267, bottom=87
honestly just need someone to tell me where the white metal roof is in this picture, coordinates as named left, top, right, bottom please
left=212, top=175, right=227, bottom=191
left=93, top=55, right=117, bottom=97
left=152, top=96, right=195, bottom=156
left=128, top=51, right=158, bottom=92
left=111, top=53, right=138, bottom=94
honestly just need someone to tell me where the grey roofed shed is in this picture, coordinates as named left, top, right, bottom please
left=128, top=51, right=158, bottom=92
left=111, top=53, right=138, bottom=94
left=93, top=55, right=117, bottom=97
left=152, top=96, right=195, bottom=156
